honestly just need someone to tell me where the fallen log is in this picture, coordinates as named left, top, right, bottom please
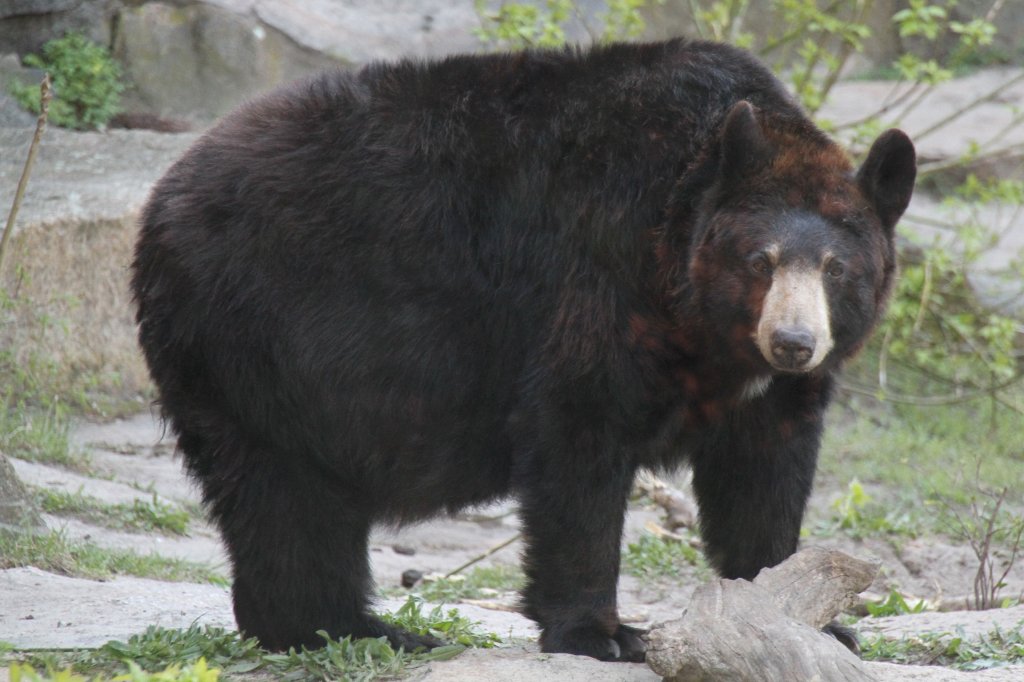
left=645, top=547, right=880, bottom=682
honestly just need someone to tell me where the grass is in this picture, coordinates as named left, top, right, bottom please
left=0, top=398, right=89, bottom=472
left=0, top=529, right=223, bottom=584
left=5, top=598, right=499, bottom=682
left=407, top=564, right=524, bottom=602
left=817, top=391, right=1024, bottom=541
left=622, top=532, right=707, bottom=579
left=861, top=622, right=1024, bottom=670
left=34, top=488, right=190, bottom=536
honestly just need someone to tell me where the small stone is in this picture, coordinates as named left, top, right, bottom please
left=401, top=569, right=423, bottom=588
left=392, top=544, right=416, bottom=555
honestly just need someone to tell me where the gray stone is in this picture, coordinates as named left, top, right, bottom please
left=0, top=0, right=116, bottom=56
left=867, top=662, right=1024, bottom=681
left=114, top=2, right=344, bottom=119
left=858, top=605, right=1024, bottom=643
left=407, top=647, right=658, bottom=681
left=0, top=0, right=82, bottom=21
left=0, top=93, right=35, bottom=128
left=0, top=566, right=235, bottom=648
left=0, top=127, right=197, bottom=398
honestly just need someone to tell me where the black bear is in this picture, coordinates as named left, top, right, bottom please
left=132, top=39, right=915, bottom=661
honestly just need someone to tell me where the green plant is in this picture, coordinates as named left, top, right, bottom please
left=622, top=532, right=706, bottom=578
left=7, top=601, right=499, bottom=681
left=35, top=489, right=190, bottom=536
left=0, top=396, right=82, bottom=471
left=861, top=623, right=1024, bottom=669
left=410, top=564, right=524, bottom=602
left=380, top=597, right=501, bottom=649
left=0, top=529, right=224, bottom=584
left=10, top=659, right=220, bottom=682
left=944, top=485, right=1024, bottom=610
left=473, top=0, right=664, bottom=48
left=10, top=33, right=124, bottom=130
left=865, top=589, right=928, bottom=617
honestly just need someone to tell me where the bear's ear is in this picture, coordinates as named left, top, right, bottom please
left=856, top=129, right=916, bottom=231
left=719, top=101, right=773, bottom=182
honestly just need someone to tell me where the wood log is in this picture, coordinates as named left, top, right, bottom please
left=645, top=547, right=880, bottom=682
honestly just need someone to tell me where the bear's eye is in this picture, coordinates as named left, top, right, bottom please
left=826, top=260, right=845, bottom=278
left=750, top=254, right=772, bottom=275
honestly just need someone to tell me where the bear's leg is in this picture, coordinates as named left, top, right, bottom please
left=181, top=428, right=440, bottom=653
left=517, top=438, right=643, bottom=662
left=688, top=378, right=828, bottom=581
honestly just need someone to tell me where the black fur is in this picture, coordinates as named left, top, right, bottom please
left=131, top=39, right=914, bottom=660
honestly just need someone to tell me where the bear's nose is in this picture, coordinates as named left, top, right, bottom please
left=770, top=327, right=816, bottom=369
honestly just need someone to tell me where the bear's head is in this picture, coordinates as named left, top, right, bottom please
left=673, top=101, right=916, bottom=376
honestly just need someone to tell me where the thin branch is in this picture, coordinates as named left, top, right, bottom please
left=918, top=141, right=1024, bottom=178
left=913, top=70, right=1024, bottom=143
left=443, top=533, right=520, bottom=578
left=837, top=375, right=1024, bottom=413
left=1, top=74, right=51, bottom=279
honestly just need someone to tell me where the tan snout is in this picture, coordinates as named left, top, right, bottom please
left=755, top=267, right=834, bottom=372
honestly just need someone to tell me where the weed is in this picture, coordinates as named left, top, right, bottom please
left=0, top=398, right=85, bottom=471
left=10, top=658, right=219, bottom=682
left=35, top=489, right=190, bottom=536
left=9, top=33, right=124, bottom=130
left=821, top=479, right=924, bottom=540
left=381, top=596, right=501, bottom=648
left=944, top=486, right=1024, bottom=610
left=9, top=600, right=498, bottom=681
left=0, top=529, right=223, bottom=584
left=622, top=532, right=706, bottom=579
left=866, top=589, right=928, bottom=617
left=861, top=623, right=1024, bottom=669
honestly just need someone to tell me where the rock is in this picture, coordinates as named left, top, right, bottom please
left=406, top=646, right=658, bottom=681
left=0, top=567, right=234, bottom=648
left=858, top=604, right=1024, bottom=644
left=0, top=0, right=81, bottom=19
left=0, top=127, right=197, bottom=399
left=0, top=0, right=115, bottom=56
left=114, top=2, right=343, bottom=120
left=866, top=662, right=1024, bottom=681
left=0, top=92, right=35, bottom=128
left=402, top=569, right=424, bottom=588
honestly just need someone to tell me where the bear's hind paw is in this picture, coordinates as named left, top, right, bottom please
left=542, top=623, right=647, bottom=662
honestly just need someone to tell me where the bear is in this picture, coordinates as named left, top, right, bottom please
left=131, top=39, right=915, bottom=662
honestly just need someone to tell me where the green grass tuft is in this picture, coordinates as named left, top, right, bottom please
left=36, top=488, right=190, bottom=536
left=6, top=599, right=499, bottom=681
left=622, top=532, right=707, bottom=579
left=0, top=529, right=223, bottom=584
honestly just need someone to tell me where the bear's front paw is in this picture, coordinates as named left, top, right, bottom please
left=541, top=623, right=647, bottom=662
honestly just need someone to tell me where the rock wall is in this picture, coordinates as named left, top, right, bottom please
left=2, top=1, right=1023, bottom=121
left=0, top=127, right=198, bottom=402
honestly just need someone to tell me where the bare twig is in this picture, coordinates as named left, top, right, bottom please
left=837, top=376, right=1024, bottom=413
left=1, top=74, right=52, bottom=279
left=913, top=71, right=1024, bottom=143
left=443, top=533, right=520, bottom=579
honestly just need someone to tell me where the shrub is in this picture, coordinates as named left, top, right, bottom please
left=10, top=33, right=124, bottom=130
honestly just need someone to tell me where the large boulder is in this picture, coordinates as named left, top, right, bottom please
left=113, top=2, right=343, bottom=120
